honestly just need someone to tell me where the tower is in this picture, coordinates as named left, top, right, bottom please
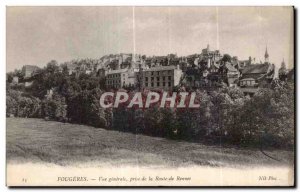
left=281, top=58, right=286, bottom=70
left=264, top=46, right=269, bottom=63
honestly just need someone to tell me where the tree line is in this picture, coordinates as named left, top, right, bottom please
left=6, top=60, right=294, bottom=149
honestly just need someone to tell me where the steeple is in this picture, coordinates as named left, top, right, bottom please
left=281, top=58, right=286, bottom=69
left=264, top=46, right=269, bottom=63
left=207, top=44, right=210, bottom=52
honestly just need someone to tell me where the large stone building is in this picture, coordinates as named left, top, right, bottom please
left=142, top=65, right=183, bottom=90
left=22, top=65, right=40, bottom=78
left=200, top=44, right=222, bottom=68
left=21, top=65, right=40, bottom=87
left=105, top=68, right=139, bottom=89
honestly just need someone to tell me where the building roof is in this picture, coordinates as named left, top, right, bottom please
left=143, top=65, right=178, bottom=72
left=23, top=65, right=40, bottom=70
left=106, top=68, right=128, bottom=75
left=225, top=62, right=238, bottom=72
left=242, top=63, right=270, bottom=74
left=239, top=59, right=249, bottom=63
left=240, top=78, right=256, bottom=81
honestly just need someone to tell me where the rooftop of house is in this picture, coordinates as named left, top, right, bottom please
left=240, top=78, right=256, bottom=81
left=23, top=65, right=40, bottom=71
left=242, top=63, right=271, bottom=74
left=106, top=68, right=128, bottom=75
left=225, top=62, right=238, bottom=72
left=143, top=65, right=179, bottom=72
left=239, top=59, right=250, bottom=63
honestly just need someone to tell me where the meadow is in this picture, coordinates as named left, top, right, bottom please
left=7, top=118, right=294, bottom=168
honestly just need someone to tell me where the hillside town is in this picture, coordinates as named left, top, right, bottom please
left=7, top=45, right=294, bottom=96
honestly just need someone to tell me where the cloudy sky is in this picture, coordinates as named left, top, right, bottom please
left=6, top=6, right=294, bottom=72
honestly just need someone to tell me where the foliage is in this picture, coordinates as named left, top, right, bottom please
left=6, top=89, right=42, bottom=118
left=6, top=59, right=295, bottom=149
left=221, top=54, right=232, bottom=63
left=42, top=93, right=67, bottom=121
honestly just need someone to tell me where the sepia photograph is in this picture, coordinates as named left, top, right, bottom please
left=5, top=6, right=295, bottom=187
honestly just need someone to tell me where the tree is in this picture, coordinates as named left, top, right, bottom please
left=42, top=93, right=67, bottom=121
left=221, top=54, right=232, bottom=63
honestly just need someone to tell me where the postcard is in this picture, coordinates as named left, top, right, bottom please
left=6, top=6, right=295, bottom=187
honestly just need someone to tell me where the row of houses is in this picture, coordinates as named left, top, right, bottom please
left=102, top=45, right=293, bottom=95
left=9, top=45, right=294, bottom=95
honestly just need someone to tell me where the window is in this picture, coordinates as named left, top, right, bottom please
left=145, top=77, right=148, bottom=81
left=145, top=83, right=148, bottom=87
left=151, top=72, right=154, bottom=76
left=168, top=82, right=171, bottom=87
left=156, top=77, right=159, bottom=81
left=163, top=77, right=165, bottom=81
left=168, top=76, right=171, bottom=80
left=157, top=71, right=160, bottom=75
left=151, top=77, right=154, bottom=81
left=151, top=83, right=154, bottom=87
left=157, top=82, right=160, bottom=86
left=168, top=70, right=172, bottom=74
left=163, top=82, right=165, bottom=86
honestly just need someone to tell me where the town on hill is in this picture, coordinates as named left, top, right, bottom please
left=7, top=44, right=294, bottom=96
left=6, top=44, right=295, bottom=149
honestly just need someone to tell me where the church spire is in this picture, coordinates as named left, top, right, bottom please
left=264, top=46, right=269, bottom=62
left=281, top=58, right=286, bottom=69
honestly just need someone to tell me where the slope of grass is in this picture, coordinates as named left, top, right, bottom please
left=6, top=118, right=294, bottom=168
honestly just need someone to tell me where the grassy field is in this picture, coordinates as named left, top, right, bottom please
left=6, top=118, right=294, bottom=168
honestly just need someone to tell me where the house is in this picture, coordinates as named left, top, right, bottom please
left=239, top=62, right=275, bottom=95
left=12, top=76, right=19, bottom=84
left=21, top=65, right=40, bottom=87
left=224, top=62, right=240, bottom=87
left=238, top=56, right=253, bottom=70
left=240, top=63, right=275, bottom=83
left=105, top=68, right=138, bottom=89
left=22, top=65, right=40, bottom=79
left=142, top=65, right=183, bottom=90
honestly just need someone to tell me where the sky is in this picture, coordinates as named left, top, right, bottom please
left=6, top=6, right=294, bottom=72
